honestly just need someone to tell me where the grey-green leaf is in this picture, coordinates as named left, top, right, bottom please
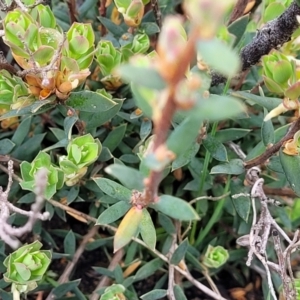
left=66, top=90, right=116, bottom=112
left=135, top=258, right=164, bottom=282
left=0, top=139, right=15, bottom=155
left=64, top=230, right=76, bottom=258
left=197, top=38, right=240, bottom=77
left=228, top=14, right=249, bottom=47
left=230, top=178, right=250, bottom=222
left=93, top=178, right=132, bottom=202
left=262, top=108, right=275, bottom=146
left=280, top=149, right=300, bottom=196
left=231, top=91, right=282, bottom=111
left=105, top=164, right=144, bottom=191
left=118, top=65, right=166, bottom=90
left=140, top=209, right=156, bottom=250
left=96, top=201, right=131, bottom=225
left=103, top=124, right=127, bottom=152
left=151, top=195, right=200, bottom=221
left=203, top=135, right=228, bottom=162
left=173, top=285, right=188, bottom=300
left=210, top=159, right=245, bottom=175
left=170, top=239, right=189, bottom=265
left=140, top=289, right=168, bottom=300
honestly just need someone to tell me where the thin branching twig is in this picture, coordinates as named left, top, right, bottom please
left=0, top=161, right=49, bottom=249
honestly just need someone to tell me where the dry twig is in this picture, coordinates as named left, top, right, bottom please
left=0, top=161, right=49, bottom=249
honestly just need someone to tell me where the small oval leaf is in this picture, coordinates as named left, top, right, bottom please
left=262, top=108, right=275, bottom=146
left=139, top=209, right=156, bottom=250
left=210, top=159, right=245, bottom=175
left=170, top=238, right=189, bottom=265
left=96, top=201, right=131, bottom=225
left=151, top=195, right=199, bottom=221
left=105, top=164, right=144, bottom=191
left=140, top=289, right=168, bottom=300
left=93, top=178, right=132, bottom=202
left=135, top=258, right=165, bottom=281
left=114, top=206, right=143, bottom=252
left=203, top=135, right=228, bottom=162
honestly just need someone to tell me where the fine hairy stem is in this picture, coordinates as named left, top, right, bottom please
left=142, top=28, right=199, bottom=204
left=244, top=118, right=300, bottom=168
left=212, top=0, right=300, bottom=86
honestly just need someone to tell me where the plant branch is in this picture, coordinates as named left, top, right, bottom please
left=0, top=161, right=49, bottom=249
left=212, top=0, right=300, bottom=86
left=244, top=118, right=300, bottom=168
left=142, top=28, right=199, bottom=204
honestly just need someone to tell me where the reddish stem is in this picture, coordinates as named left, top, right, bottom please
left=141, top=29, right=199, bottom=204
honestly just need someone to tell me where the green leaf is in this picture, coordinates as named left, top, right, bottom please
left=230, top=178, right=250, bottom=222
left=173, top=285, right=188, bottom=300
left=11, top=133, right=46, bottom=161
left=14, top=263, right=31, bottom=281
left=140, top=119, right=152, bottom=140
left=170, top=239, right=189, bottom=265
left=0, top=99, right=56, bottom=120
left=228, top=14, right=249, bottom=47
left=151, top=195, right=200, bottom=221
left=140, top=22, right=160, bottom=36
left=267, top=156, right=284, bottom=173
left=192, top=94, right=245, bottom=121
left=52, top=279, right=81, bottom=298
left=66, top=91, right=116, bottom=112
left=96, top=201, right=131, bottom=225
left=140, top=289, right=168, bottom=300
left=102, top=124, right=127, bottom=152
left=64, top=116, right=78, bottom=140
left=210, top=159, right=245, bottom=175
left=131, top=83, right=155, bottom=117
left=203, top=135, right=228, bottom=162
left=280, top=149, right=300, bottom=196
left=81, top=99, right=123, bottom=129
left=11, top=116, right=31, bottom=146
left=105, top=164, right=144, bottom=191
left=98, top=16, right=126, bottom=38
left=158, top=213, right=176, bottom=234
left=0, top=139, right=15, bottom=155
left=197, top=38, right=240, bottom=77
left=93, top=178, right=132, bottom=202
left=33, top=46, right=54, bottom=65
left=214, top=128, right=251, bottom=143
left=118, top=65, right=166, bottom=90
left=246, top=123, right=290, bottom=161
left=172, top=143, right=200, bottom=171
left=64, top=230, right=76, bottom=258
left=119, top=154, right=140, bottom=163
left=0, top=289, right=13, bottom=300
left=135, top=258, right=164, bottom=281
left=139, top=209, right=156, bottom=250
left=264, top=2, right=285, bottom=22
left=262, top=108, right=275, bottom=146
left=167, top=116, right=203, bottom=157
left=231, top=91, right=282, bottom=111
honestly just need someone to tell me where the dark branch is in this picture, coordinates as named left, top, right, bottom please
left=212, top=0, right=300, bottom=86
left=244, top=118, right=300, bottom=169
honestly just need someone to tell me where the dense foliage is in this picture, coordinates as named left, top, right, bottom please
left=1, top=0, right=300, bottom=299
